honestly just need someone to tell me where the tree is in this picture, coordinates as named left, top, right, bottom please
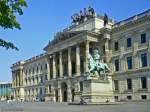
left=0, top=0, right=27, bottom=50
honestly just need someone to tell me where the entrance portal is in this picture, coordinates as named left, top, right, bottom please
left=61, top=82, right=68, bottom=102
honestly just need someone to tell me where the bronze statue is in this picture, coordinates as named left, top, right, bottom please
left=104, top=13, right=108, bottom=27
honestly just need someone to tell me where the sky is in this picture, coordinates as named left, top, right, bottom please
left=0, top=0, right=150, bottom=82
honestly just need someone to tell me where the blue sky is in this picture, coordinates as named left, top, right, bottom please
left=0, top=0, right=150, bottom=82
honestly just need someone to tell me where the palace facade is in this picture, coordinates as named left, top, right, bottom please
left=11, top=9, right=150, bottom=102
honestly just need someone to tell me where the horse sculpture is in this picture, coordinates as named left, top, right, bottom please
left=87, top=49, right=110, bottom=80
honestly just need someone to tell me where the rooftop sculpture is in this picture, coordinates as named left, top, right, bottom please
left=71, top=6, right=95, bottom=25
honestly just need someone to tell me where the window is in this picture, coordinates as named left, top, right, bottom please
left=45, top=75, right=48, bottom=81
left=127, top=38, right=132, bottom=47
left=141, top=77, right=147, bottom=89
left=80, top=82, right=83, bottom=91
left=114, top=96, right=118, bottom=101
left=36, top=67, right=38, bottom=73
left=45, top=64, right=47, bottom=70
left=141, top=95, right=147, bottom=100
left=40, top=76, right=43, bottom=83
left=127, top=95, right=132, bottom=100
left=114, top=80, right=119, bottom=91
left=49, top=85, right=51, bottom=93
left=32, top=68, right=34, bottom=74
left=40, top=88, right=42, bottom=95
left=141, top=33, right=146, bottom=44
left=40, top=65, right=43, bottom=71
left=114, top=59, right=119, bottom=71
left=114, top=42, right=119, bottom=51
left=127, top=56, right=132, bottom=69
left=127, top=78, right=132, bottom=90
left=141, top=53, right=147, bottom=67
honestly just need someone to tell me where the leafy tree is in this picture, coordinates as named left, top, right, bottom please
left=0, top=0, right=27, bottom=50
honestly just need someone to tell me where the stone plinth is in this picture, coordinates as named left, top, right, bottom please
left=82, top=76, right=114, bottom=103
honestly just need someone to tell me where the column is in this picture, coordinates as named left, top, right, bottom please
left=46, top=56, right=51, bottom=80
left=53, top=54, right=56, bottom=79
left=68, top=48, right=72, bottom=77
left=76, top=45, right=80, bottom=76
left=59, top=52, right=63, bottom=78
left=84, top=41, right=89, bottom=73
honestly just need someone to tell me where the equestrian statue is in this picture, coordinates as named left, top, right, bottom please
left=87, top=48, right=110, bottom=80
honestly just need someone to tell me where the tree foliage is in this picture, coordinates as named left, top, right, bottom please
left=0, top=0, right=27, bottom=50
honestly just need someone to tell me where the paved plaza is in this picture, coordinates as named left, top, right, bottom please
left=0, top=101, right=150, bottom=112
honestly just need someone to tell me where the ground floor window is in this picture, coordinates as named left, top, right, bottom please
left=114, top=80, right=119, bottom=91
left=127, top=95, right=132, bottom=100
left=141, top=95, right=147, bottom=100
left=80, top=82, right=83, bottom=91
left=141, top=77, right=147, bottom=89
left=114, top=96, right=118, bottom=101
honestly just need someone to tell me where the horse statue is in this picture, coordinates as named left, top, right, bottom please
left=87, top=49, right=110, bottom=80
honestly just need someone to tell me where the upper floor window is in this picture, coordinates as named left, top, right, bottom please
left=114, top=42, right=119, bottom=51
left=141, top=33, right=147, bottom=44
left=40, top=65, right=43, bottom=71
left=127, top=38, right=132, bottom=47
left=45, top=75, right=48, bottom=81
left=32, top=68, right=34, bottom=74
left=127, top=56, right=132, bottom=69
left=45, top=64, right=47, bottom=70
left=141, top=53, right=147, bottom=67
left=36, top=67, right=38, bottom=73
left=114, top=59, right=119, bottom=71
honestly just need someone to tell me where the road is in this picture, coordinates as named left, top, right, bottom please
left=0, top=101, right=150, bottom=112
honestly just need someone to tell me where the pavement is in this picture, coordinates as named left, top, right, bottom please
left=0, top=101, right=150, bottom=112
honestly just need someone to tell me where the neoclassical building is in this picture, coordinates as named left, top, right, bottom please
left=11, top=8, right=150, bottom=102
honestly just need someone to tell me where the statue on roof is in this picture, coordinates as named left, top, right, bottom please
left=71, top=6, right=95, bottom=25
left=103, top=13, right=108, bottom=27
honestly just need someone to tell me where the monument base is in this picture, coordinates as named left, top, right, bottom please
left=82, top=76, right=115, bottom=103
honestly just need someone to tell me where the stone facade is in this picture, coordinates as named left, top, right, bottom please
left=11, top=9, right=150, bottom=102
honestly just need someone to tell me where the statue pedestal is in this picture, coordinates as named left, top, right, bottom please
left=82, top=75, right=114, bottom=103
